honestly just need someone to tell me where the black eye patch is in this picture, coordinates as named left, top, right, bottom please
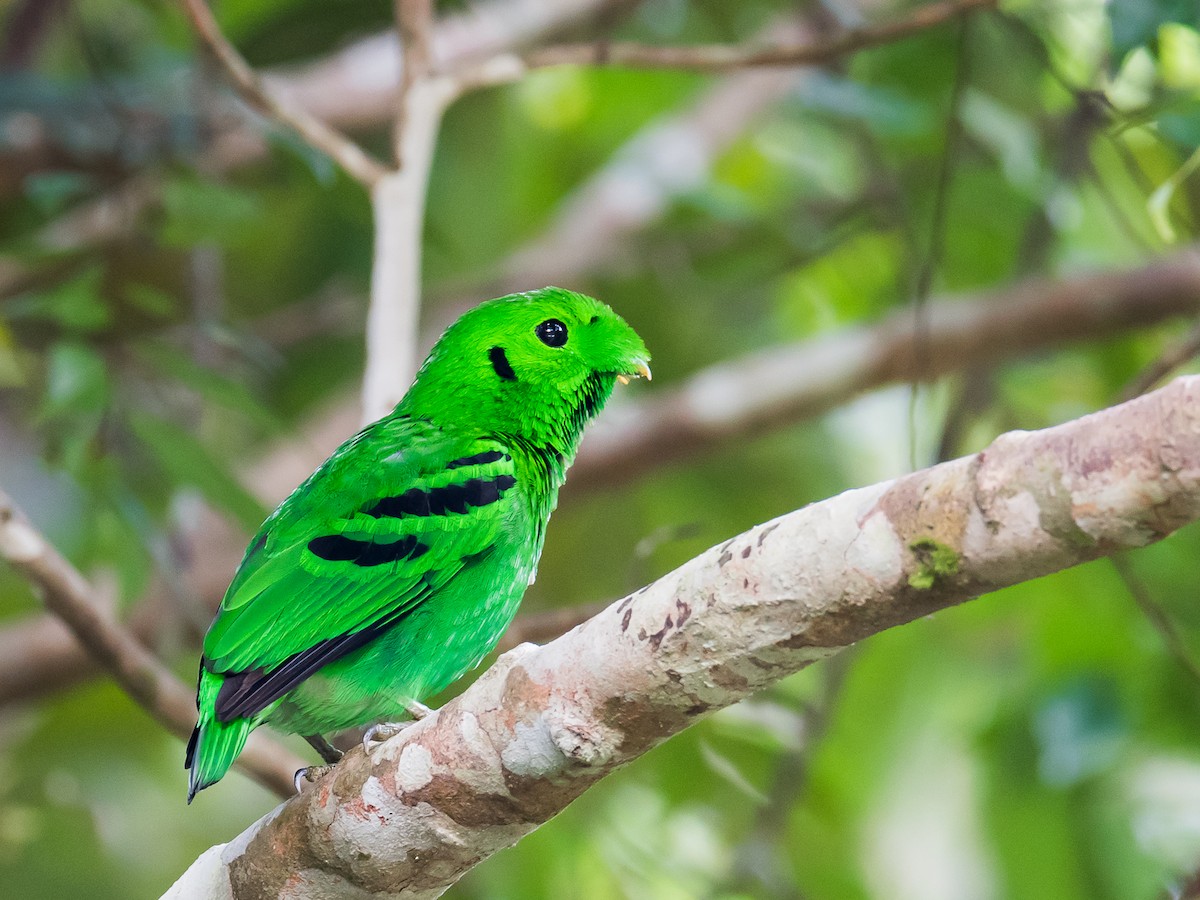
left=489, top=346, right=516, bottom=380
left=535, top=319, right=568, bottom=347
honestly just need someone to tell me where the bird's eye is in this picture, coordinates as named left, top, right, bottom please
left=535, top=319, right=568, bottom=347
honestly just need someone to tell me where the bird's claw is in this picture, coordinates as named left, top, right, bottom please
left=405, top=700, right=434, bottom=720
left=361, top=702, right=435, bottom=754
left=361, top=722, right=405, bottom=754
left=293, top=764, right=334, bottom=794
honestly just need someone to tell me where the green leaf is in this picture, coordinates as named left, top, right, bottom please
left=0, top=324, right=23, bottom=387
left=1159, top=22, right=1200, bottom=90
left=1147, top=144, right=1200, bottom=242
left=42, top=342, right=109, bottom=419
left=122, top=284, right=177, bottom=319
left=1109, top=0, right=1200, bottom=60
left=22, top=171, right=97, bottom=215
left=159, top=176, right=261, bottom=247
left=127, top=412, right=266, bottom=532
left=7, top=267, right=112, bottom=332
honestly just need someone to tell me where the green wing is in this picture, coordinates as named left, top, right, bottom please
left=200, top=415, right=519, bottom=721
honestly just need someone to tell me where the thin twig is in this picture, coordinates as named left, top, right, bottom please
left=392, top=0, right=434, bottom=167
left=718, top=648, right=858, bottom=899
left=178, top=0, right=389, bottom=187
left=1121, top=319, right=1200, bottom=401
left=362, top=94, right=449, bottom=422
left=1110, top=554, right=1200, bottom=687
left=909, top=12, right=974, bottom=470
left=523, top=0, right=995, bottom=72
left=360, top=1, right=449, bottom=422
left=0, top=489, right=302, bottom=799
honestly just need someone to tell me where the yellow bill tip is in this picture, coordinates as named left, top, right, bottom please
left=616, top=359, right=651, bottom=386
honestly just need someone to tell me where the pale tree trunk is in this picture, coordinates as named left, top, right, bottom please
left=166, top=376, right=1200, bottom=898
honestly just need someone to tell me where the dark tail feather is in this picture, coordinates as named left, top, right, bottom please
left=186, top=668, right=254, bottom=803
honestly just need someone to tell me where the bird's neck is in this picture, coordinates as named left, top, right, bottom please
left=399, top=372, right=616, bottom=479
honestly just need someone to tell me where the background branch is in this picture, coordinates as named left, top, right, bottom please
left=0, top=0, right=997, bottom=303
left=490, top=58, right=803, bottom=291
left=360, top=5, right=457, bottom=422
left=0, top=490, right=303, bottom=799
left=523, top=0, right=995, bottom=71
left=178, top=0, right=388, bottom=187
left=392, top=0, right=435, bottom=165
left=1110, top=555, right=1200, bottom=686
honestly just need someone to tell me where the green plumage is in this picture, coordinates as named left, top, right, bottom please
left=186, top=288, right=649, bottom=801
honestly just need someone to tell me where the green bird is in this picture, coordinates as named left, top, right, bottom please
left=185, top=287, right=649, bottom=801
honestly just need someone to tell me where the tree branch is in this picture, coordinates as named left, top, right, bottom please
left=492, top=58, right=803, bottom=291
left=358, top=0, right=480, bottom=423
left=1121, top=318, right=1200, bottom=401
left=166, top=376, right=1200, bottom=897
left=232, top=0, right=630, bottom=137
left=1110, top=555, right=1200, bottom=686
left=0, top=490, right=303, bottom=799
left=523, top=0, right=995, bottom=72
left=392, top=0, right=435, bottom=166
left=178, top=0, right=389, bottom=187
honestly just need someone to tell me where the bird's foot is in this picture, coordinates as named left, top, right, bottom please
left=361, top=701, right=436, bottom=754
left=304, top=733, right=343, bottom=764
left=361, top=721, right=406, bottom=754
left=406, top=700, right=434, bottom=720
left=293, top=764, right=335, bottom=794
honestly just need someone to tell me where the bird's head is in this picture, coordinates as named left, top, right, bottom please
left=402, top=287, right=650, bottom=447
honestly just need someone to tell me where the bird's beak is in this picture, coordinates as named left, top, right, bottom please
left=616, top=359, right=652, bottom=386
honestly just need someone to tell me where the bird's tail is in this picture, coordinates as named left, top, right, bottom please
left=186, top=667, right=253, bottom=803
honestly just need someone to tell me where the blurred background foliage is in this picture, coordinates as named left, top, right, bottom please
left=2, top=0, right=1200, bottom=897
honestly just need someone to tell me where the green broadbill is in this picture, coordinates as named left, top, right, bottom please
left=185, top=287, right=649, bottom=801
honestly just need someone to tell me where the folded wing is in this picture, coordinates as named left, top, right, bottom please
left=199, top=416, right=518, bottom=722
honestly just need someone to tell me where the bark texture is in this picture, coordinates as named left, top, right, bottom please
left=167, top=376, right=1200, bottom=898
